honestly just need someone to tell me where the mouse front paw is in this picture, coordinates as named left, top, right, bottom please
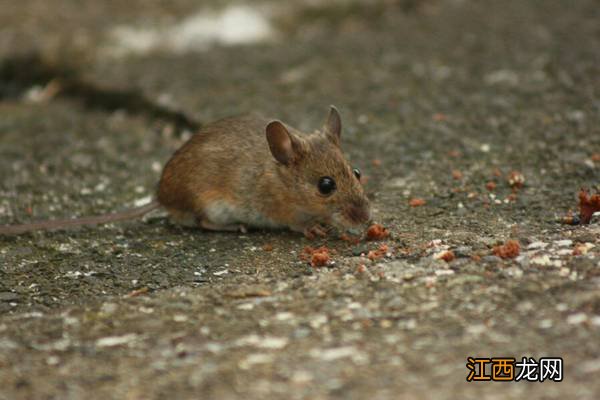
left=302, top=224, right=329, bottom=240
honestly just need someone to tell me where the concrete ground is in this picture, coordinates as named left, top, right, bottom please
left=1, top=0, right=599, bottom=399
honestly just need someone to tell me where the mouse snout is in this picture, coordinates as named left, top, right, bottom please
left=343, top=197, right=371, bottom=226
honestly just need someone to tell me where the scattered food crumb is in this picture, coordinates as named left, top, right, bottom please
left=372, top=159, right=382, bottom=167
left=409, top=198, right=426, bottom=207
left=573, top=242, right=595, bottom=256
left=434, top=250, right=455, bottom=262
left=452, top=170, right=463, bottom=180
left=485, top=181, right=497, bottom=191
left=365, top=223, right=390, bottom=241
left=301, top=246, right=332, bottom=267
left=492, top=240, right=520, bottom=259
left=591, top=153, right=600, bottom=162
left=367, top=244, right=389, bottom=261
left=262, top=244, right=273, bottom=252
left=507, top=171, right=525, bottom=189
left=311, top=249, right=330, bottom=267
left=578, top=188, right=600, bottom=224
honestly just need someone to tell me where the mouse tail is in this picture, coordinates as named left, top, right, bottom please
left=0, top=200, right=161, bottom=236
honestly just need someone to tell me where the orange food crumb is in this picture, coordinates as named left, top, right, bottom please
left=578, top=188, right=600, bottom=224
left=448, top=150, right=461, bottom=158
left=367, top=244, right=389, bottom=261
left=262, top=244, right=273, bottom=252
left=492, top=168, right=503, bottom=178
left=485, top=181, right=497, bottom=191
left=372, top=159, right=382, bottom=167
left=356, top=264, right=368, bottom=274
left=366, top=223, right=390, bottom=241
left=439, top=250, right=455, bottom=262
left=433, top=113, right=447, bottom=121
left=311, top=251, right=330, bottom=267
left=492, top=240, right=520, bottom=259
left=307, top=246, right=331, bottom=267
left=573, top=243, right=593, bottom=256
left=591, top=153, right=600, bottom=162
left=507, top=171, right=525, bottom=189
left=452, top=170, right=463, bottom=180
left=409, top=198, right=426, bottom=207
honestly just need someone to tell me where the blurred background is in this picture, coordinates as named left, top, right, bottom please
left=1, top=1, right=600, bottom=399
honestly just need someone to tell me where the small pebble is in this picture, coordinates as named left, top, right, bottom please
left=0, top=292, right=19, bottom=302
left=482, top=255, right=502, bottom=263
left=567, top=313, right=587, bottom=325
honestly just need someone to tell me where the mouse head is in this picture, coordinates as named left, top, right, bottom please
left=266, top=106, right=371, bottom=230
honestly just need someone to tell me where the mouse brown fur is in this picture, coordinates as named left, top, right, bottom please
left=157, top=106, right=370, bottom=237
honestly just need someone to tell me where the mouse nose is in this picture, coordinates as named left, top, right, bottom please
left=345, top=198, right=371, bottom=225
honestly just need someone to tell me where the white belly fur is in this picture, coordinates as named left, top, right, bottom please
left=204, top=201, right=284, bottom=229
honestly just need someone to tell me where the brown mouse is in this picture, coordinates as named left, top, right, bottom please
left=0, top=106, right=370, bottom=237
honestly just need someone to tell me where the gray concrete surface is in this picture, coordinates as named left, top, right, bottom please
left=1, top=0, right=599, bottom=399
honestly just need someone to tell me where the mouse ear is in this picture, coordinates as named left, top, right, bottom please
left=324, top=105, right=342, bottom=146
left=266, top=121, right=302, bottom=165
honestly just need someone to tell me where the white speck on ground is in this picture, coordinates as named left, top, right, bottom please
left=96, top=334, right=139, bottom=347
left=567, top=313, right=588, bottom=325
left=106, top=5, right=274, bottom=56
left=134, top=196, right=153, bottom=207
left=235, top=335, right=289, bottom=350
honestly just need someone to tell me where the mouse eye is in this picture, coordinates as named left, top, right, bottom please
left=353, top=168, right=361, bottom=180
left=317, top=176, right=336, bottom=196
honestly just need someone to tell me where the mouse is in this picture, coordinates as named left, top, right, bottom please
left=0, top=106, right=371, bottom=238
